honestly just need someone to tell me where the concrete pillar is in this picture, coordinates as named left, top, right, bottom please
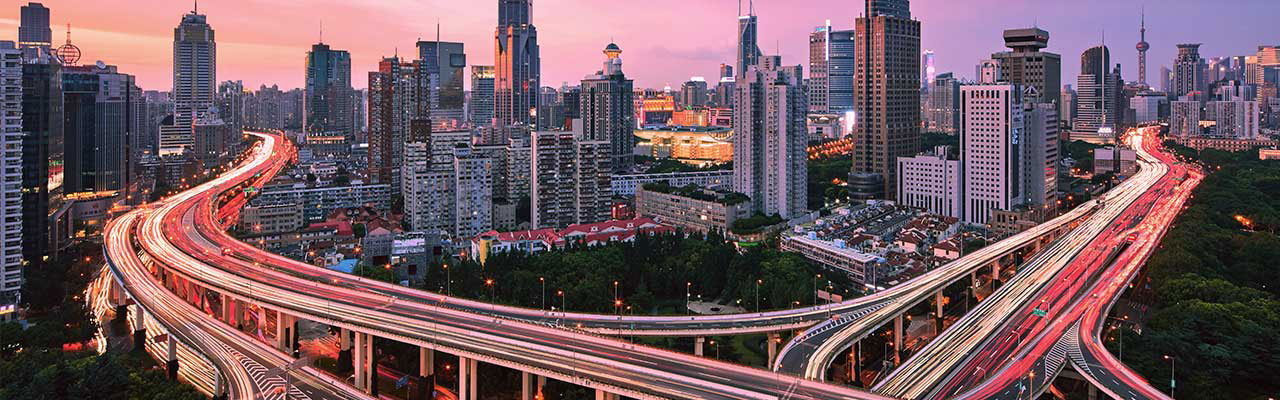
left=767, top=333, right=780, bottom=365
left=893, top=313, right=904, bottom=364
left=337, top=329, right=352, bottom=373
left=367, top=334, right=378, bottom=397
left=934, top=291, right=944, bottom=318
left=458, top=356, right=477, bottom=400
left=419, top=347, right=434, bottom=376
left=353, top=332, right=370, bottom=393
left=694, top=337, right=705, bottom=356
left=1088, top=384, right=1098, bottom=400
left=852, top=341, right=862, bottom=387
left=274, top=311, right=287, bottom=350
left=521, top=372, right=541, bottom=400
left=596, top=389, right=618, bottom=400
left=131, top=304, right=147, bottom=351
left=468, top=358, right=477, bottom=400
left=166, top=335, right=178, bottom=380
left=992, top=261, right=1000, bottom=283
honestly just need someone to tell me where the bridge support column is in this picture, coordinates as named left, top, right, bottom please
left=893, top=313, right=903, bottom=364
left=166, top=334, right=178, bottom=381
left=338, top=328, right=352, bottom=373
left=131, top=304, right=146, bottom=351
left=274, top=310, right=287, bottom=350
left=458, top=357, right=477, bottom=400
left=694, top=336, right=705, bottom=356
left=1088, top=384, right=1098, bottom=400
left=521, top=372, right=544, bottom=400
left=419, top=346, right=434, bottom=376
left=353, top=332, right=371, bottom=393
left=851, top=341, right=862, bottom=386
left=991, top=261, right=1000, bottom=284
left=934, top=291, right=945, bottom=333
left=767, top=333, right=780, bottom=365
left=595, top=389, right=619, bottom=400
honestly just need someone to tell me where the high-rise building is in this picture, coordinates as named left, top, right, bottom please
left=851, top=0, right=920, bottom=200
left=418, top=40, right=466, bottom=130
left=0, top=42, right=26, bottom=319
left=976, top=59, right=1002, bottom=84
left=160, top=7, right=216, bottom=156
left=809, top=23, right=856, bottom=113
left=1060, top=84, right=1076, bottom=129
left=18, top=2, right=52, bottom=60
left=304, top=43, right=354, bottom=139
left=62, top=63, right=140, bottom=194
left=736, top=10, right=762, bottom=79
left=1170, top=100, right=1201, bottom=140
left=19, top=57, right=60, bottom=282
left=1135, top=11, right=1150, bottom=86
left=1249, top=46, right=1279, bottom=85
left=720, top=63, right=734, bottom=79
left=217, top=80, right=245, bottom=135
left=1130, top=93, right=1167, bottom=125
left=470, top=65, right=495, bottom=127
left=367, top=57, right=427, bottom=198
left=1173, top=43, right=1207, bottom=99
left=921, top=50, right=936, bottom=93
left=536, top=86, right=563, bottom=129
left=925, top=72, right=959, bottom=134
left=733, top=55, right=808, bottom=219
left=580, top=43, right=635, bottom=173
left=531, top=122, right=612, bottom=229
left=402, top=140, right=455, bottom=235
left=453, top=147, right=494, bottom=239
left=1072, top=45, right=1121, bottom=144
left=1159, top=65, right=1172, bottom=93
left=1209, top=100, right=1259, bottom=139
left=494, top=0, right=541, bottom=128
left=991, top=28, right=1061, bottom=106
left=1023, top=103, right=1059, bottom=215
left=680, top=77, right=708, bottom=109
left=961, top=84, right=1024, bottom=225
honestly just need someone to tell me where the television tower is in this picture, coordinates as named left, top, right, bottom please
left=1135, top=8, right=1150, bottom=86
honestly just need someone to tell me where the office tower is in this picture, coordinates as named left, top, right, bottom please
left=367, top=57, right=426, bottom=198
left=18, top=2, right=52, bottom=60
left=1130, top=93, right=1167, bottom=125
left=961, top=84, right=1024, bottom=224
left=1173, top=43, right=1207, bottom=99
left=680, top=77, right=708, bottom=109
left=1249, top=46, right=1280, bottom=85
left=19, top=55, right=61, bottom=280
left=418, top=40, right=466, bottom=130
left=494, top=0, right=541, bottom=128
left=714, top=78, right=736, bottom=109
left=304, top=43, right=354, bottom=139
left=991, top=28, right=1061, bottom=106
left=1072, top=45, right=1120, bottom=144
left=536, top=86, right=563, bottom=129
left=470, top=66, right=495, bottom=127
left=925, top=72, right=959, bottom=134
left=1136, top=11, right=1150, bottom=86
left=851, top=0, right=920, bottom=200
left=160, top=7, right=216, bottom=156
left=809, top=23, right=856, bottom=113
left=1060, top=84, right=1076, bottom=128
left=558, top=84, right=580, bottom=120
left=720, top=63, right=734, bottom=79
left=217, top=81, right=245, bottom=135
left=531, top=122, right=612, bottom=229
left=1170, top=100, right=1201, bottom=140
left=62, top=64, right=140, bottom=194
left=1023, top=103, right=1059, bottom=216
left=581, top=43, right=636, bottom=173
left=976, top=59, right=1002, bottom=84
left=1209, top=100, right=1259, bottom=139
left=453, top=148, right=494, bottom=239
left=733, top=55, right=808, bottom=219
left=1159, top=66, right=1172, bottom=93
left=896, top=146, right=961, bottom=219
left=1206, top=57, right=1230, bottom=84
left=0, top=43, right=23, bottom=321
left=922, top=50, right=936, bottom=93
left=736, top=3, right=761, bottom=78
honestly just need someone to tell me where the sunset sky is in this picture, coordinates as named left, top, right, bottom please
left=3, top=0, right=1275, bottom=92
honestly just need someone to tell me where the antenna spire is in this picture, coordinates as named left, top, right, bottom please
left=193, top=0, right=198, bottom=14
left=319, top=20, right=323, bottom=44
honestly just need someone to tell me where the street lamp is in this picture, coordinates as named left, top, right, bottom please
left=557, top=290, right=566, bottom=325
left=813, top=274, right=822, bottom=306
left=1163, top=355, right=1176, bottom=397
left=442, top=264, right=450, bottom=296
left=685, top=282, right=692, bottom=315
left=539, top=277, right=546, bottom=312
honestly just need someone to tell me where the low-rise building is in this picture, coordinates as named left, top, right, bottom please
left=611, top=170, right=734, bottom=196
left=253, top=179, right=391, bottom=223
left=896, top=146, right=962, bottom=220
left=1094, top=146, right=1138, bottom=176
left=1260, top=148, right=1280, bottom=160
left=237, top=202, right=304, bottom=235
left=469, top=217, right=673, bottom=264
left=780, top=233, right=880, bottom=284
left=634, top=183, right=752, bottom=234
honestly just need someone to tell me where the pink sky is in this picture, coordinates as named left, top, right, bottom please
left=3, top=0, right=1275, bottom=92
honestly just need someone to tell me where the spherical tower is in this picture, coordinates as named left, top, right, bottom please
left=1135, top=11, right=1149, bottom=86
left=55, top=24, right=81, bottom=65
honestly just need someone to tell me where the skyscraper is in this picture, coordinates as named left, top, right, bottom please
left=924, top=72, right=959, bottom=135
left=367, top=57, right=426, bottom=198
left=1173, top=43, right=1207, bottom=99
left=921, top=50, right=936, bottom=93
left=18, top=2, right=52, bottom=60
left=160, top=7, right=216, bottom=156
left=1072, top=45, right=1120, bottom=144
left=1135, top=10, right=1150, bottom=86
left=809, top=23, right=856, bottom=113
left=0, top=42, right=25, bottom=320
left=736, top=2, right=761, bottom=78
left=531, top=122, right=612, bottom=229
left=679, top=77, right=708, bottom=109
left=62, top=63, right=140, bottom=194
left=19, top=54, right=61, bottom=287
left=733, top=56, right=808, bottom=219
left=418, top=40, right=466, bottom=130
left=991, top=28, right=1061, bottom=106
left=470, top=65, right=495, bottom=127
left=494, top=0, right=540, bottom=128
left=961, top=84, right=1024, bottom=224
left=304, top=43, right=354, bottom=139
left=580, top=43, right=635, bottom=173
left=851, top=0, right=920, bottom=200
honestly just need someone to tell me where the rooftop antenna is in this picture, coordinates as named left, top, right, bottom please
left=319, top=20, right=323, bottom=44
left=749, top=0, right=754, bottom=16
left=193, top=0, right=198, bottom=14
left=738, top=0, right=742, bottom=16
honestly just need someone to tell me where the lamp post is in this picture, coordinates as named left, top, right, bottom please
left=539, top=277, right=545, bottom=312
left=485, top=278, right=495, bottom=314
left=443, top=264, right=450, bottom=296
left=685, top=282, right=692, bottom=315
left=813, top=274, right=822, bottom=306
left=1163, top=355, right=1176, bottom=397
left=557, top=290, right=565, bottom=326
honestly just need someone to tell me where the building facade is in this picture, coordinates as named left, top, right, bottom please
left=304, top=43, right=354, bottom=139
left=808, top=23, right=855, bottom=113
left=580, top=43, right=635, bottom=173
left=0, top=42, right=25, bottom=320
left=469, top=65, right=495, bottom=127
left=851, top=0, right=921, bottom=200
left=160, top=8, right=216, bottom=156
left=733, top=56, right=808, bottom=219
left=531, top=125, right=612, bottom=229
left=961, top=84, right=1024, bottom=225
left=494, top=0, right=540, bottom=128
left=896, top=146, right=961, bottom=219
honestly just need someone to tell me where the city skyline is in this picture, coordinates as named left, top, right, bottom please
left=2, top=0, right=1275, bottom=92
